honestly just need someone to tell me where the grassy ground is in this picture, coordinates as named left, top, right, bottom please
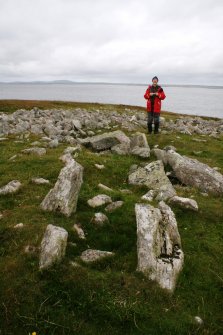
left=0, top=100, right=222, bottom=335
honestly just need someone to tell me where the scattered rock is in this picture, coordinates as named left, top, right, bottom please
left=0, top=212, right=3, bottom=219
left=48, top=139, right=59, bottom=148
left=0, top=180, right=22, bottom=195
left=39, top=224, right=68, bottom=270
left=105, top=201, right=124, bottom=212
left=141, top=190, right=156, bottom=202
left=194, top=316, right=204, bottom=325
left=40, top=157, right=83, bottom=216
left=73, top=224, right=86, bottom=239
left=169, top=196, right=198, bottom=211
left=79, top=130, right=130, bottom=152
left=91, top=212, right=109, bottom=226
left=135, top=202, right=184, bottom=292
left=128, top=160, right=176, bottom=201
left=21, top=147, right=46, bottom=156
left=14, top=223, right=24, bottom=229
left=98, top=183, right=114, bottom=192
left=31, top=177, right=50, bottom=185
left=24, top=245, right=37, bottom=254
left=80, top=249, right=114, bottom=263
left=64, top=145, right=81, bottom=154
left=95, top=164, right=105, bottom=170
left=87, top=194, right=112, bottom=208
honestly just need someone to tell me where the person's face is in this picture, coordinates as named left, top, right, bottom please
left=152, top=79, right=158, bottom=86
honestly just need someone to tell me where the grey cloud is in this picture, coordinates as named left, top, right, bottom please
left=0, top=0, right=223, bottom=84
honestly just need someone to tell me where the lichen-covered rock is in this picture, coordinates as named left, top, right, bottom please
left=31, top=177, right=50, bottom=185
left=128, top=160, right=176, bottom=201
left=0, top=180, right=22, bottom=195
left=40, top=158, right=83, bottom=216
left=135, top=202, right=184, bottom=292
left=39, top=224, right=68, bottom=270
left=80, top=249, right=114, bottom=263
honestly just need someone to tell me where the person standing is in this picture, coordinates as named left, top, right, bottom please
left=144, top=76, right=166, bottom=134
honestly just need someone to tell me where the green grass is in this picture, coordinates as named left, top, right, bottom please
left=0, top=101, right=223, bottom=335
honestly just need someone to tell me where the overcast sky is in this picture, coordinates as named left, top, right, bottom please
left=0, top=0, right=223, bottom=85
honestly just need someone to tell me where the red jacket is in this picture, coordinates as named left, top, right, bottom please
left=144, top=85, right=166, bottom=113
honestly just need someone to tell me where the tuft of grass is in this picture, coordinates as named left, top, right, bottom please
left=0, top=100, right=223, bottom=335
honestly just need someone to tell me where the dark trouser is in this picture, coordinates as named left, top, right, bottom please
left=147, top=111, right=160, bottom=134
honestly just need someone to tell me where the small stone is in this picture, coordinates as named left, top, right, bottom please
left=91, top=212, right=109, bottom=226
left=21, top=147, right=46, bottom=156
left=14, top=223, right=24, bottom=229
left=73, top=224, right=86, bottom=239
left=64, top=145, right=81, bottom=154
left=141, top=190, right=156, bottom=202
left=119, top=189, right=133, bottom=194
left=105, top=201, right=124, bottom=213
left=48, top=139, right=59, bottom=148
left=80, top=249, right=114, bottom=263
left=194, top=316, right=204, bottom=325
left=98, top=183, right=114, bottom=192
left=87, top=194, right=112, bottom=208
left=24, top=245, right=37, bottom=254
left=8, top=155, right=17, bottom=161
left=0, top=212, right=3, bottom=219
left=95, top=164, right=105, bottom=170
left=31, top=178, right=50, bottom=185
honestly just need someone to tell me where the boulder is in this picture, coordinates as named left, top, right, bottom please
left=130, top=132, right=150, bottom=158
left=39, top=224, right=68, bottom=270
left=87, top=194, right=112, bottom=208
left=79, top=130, right=130, bottom=152
left=135, top=202, right=184, bottom=292
left=80, top=249, right=114, bottom=263
left=40, top=158, right=83, bottom=217
left=169, top=196, right=198, bottom=211
left=153, top=149, right=223, bottom=195
left=128, top=160, right=176, bottom=201
left=0, top=180, right=22, bottom=195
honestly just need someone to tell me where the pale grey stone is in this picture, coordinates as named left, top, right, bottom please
left=0, top=180, right=22, bottom=195
left=39, top=224, right=68, bottom=270
left=87, top=194, right=112, bottom=208
left=98, top=183, right=114, bottom=192
left=73, top=224, right=86, bottom=239
left=169, top=196, right=198, bottom=211
left=91, top=212, right=109, bottom=226
left=40, top=158, right=83, bottom=217
left=31, top=178, right=50, bottom=185
left=105, top=201, right=124, bottom=212
left=80, top=249, right=114, bottom=263
left=135, top=202, right=184, bottom=292
left=128, top=160, right=176, bottom=201
left=21, top=147, right=46, bottom=156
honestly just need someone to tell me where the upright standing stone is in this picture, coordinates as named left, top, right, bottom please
left=39, top=224, right=68, bottom=270
left=40, top=157, right=83, bottom=216
left=135, top=202, right=184, bottom=292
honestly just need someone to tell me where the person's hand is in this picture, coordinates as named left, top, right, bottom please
left=150, top=93, right=154, bottom=96
left=155, top=92, right=159, bottom=96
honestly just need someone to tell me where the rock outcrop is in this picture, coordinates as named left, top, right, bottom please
left=40, top=156, right=83, bottom=216
left=39, top=224, right=68, bottom=270
left=135, top=202, right=184, bottom=292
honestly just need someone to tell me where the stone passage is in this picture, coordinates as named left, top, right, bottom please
left=135, top=201, right=184, bottom=292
